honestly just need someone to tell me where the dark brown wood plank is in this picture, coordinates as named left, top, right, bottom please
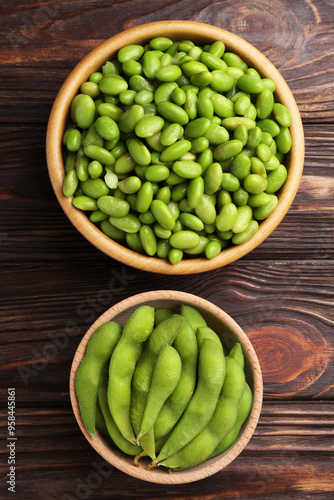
left=0, top=405, right=333, bottom=499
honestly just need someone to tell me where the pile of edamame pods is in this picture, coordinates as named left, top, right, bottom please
left=63, top=37, right=292, bottom=264
left=75, top=304, right=252, bottom=470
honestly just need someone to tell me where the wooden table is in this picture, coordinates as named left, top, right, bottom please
left=1, top=0, right=333, bottom=498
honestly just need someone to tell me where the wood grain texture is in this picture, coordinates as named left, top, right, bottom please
left=1, top=0, right=333, bottom=497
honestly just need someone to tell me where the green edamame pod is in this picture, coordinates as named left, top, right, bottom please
left=98, top=366, right=142, bottom=455
left=108, top=306, right=154, bottom=443
left=210, top=383, right=253, bottom=458
left=180, top=304, right=206, bottom=332
left=228, top=342, right=244, bottom=368
left=75, top=321, right=122, bottom=437
left=154, top=319, right=198, bottom=441
left=156, top=338, right=226, bottom=464
left=159, top=357, right=244, bottom=469
left=154, top=308, right=174, bottom=326
left=131, top=315, right=183, bottom=437
left=265, top=165, right=287, bottom=193
left=138, top=345, right=182, bottom=440
left=196, top=326, right=223, bottom=350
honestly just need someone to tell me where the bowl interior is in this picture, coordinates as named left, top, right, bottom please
left=69, top=290, right=263, bottom=484
left=47, top=21, right=304, bottom=274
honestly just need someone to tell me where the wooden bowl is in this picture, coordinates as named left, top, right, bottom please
left=46, top=21, right=304, bottom=274
left=69, top=290, right=263, bottom=484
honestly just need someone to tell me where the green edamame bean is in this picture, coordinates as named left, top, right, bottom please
left=100, top=219, right=125, bottom=240
left=114, top=152, right=136, bottom=174
left=119, top=89, right=137, bottom=105
left=156, top=338, right=225, bottom=464
left=190, top=136, right=209, bottom=154
left=197, top=148, right=213, bottom=172
left=84, top=145, right=115, bottom=166
left=151, top=199, right=175, bottom=230
left=244, top=174, right=268, bottom=194
left=168, top=248, right=183, bottom=264
left=216, top=203, right=238, bottom=232
left=210, top=383, right=252, bottom=458
left=88, top=160, right=103, bottom=179
left=264, top=154, right=280, bottom=171
left=135, top=116, right=164, bottom=138
left=237, top=74, right=264, bottom=94
left=204, top=162, right=223, bottom=194
left=205, top=240, right=222, bottom=259
left=276, top=126, right=292, bottom=154
left=248, top=192, right=272, bottom=207
left=160, top=123, right=183, bottom=146
left=256, top=88, right=274, bottom=119
left=169, top=230, right=200, bottom=249
left=136, top=181, right=153, bottom=213
left=253, top=194, right=278, bottom=219
left=211, top=93, right=234, bottom=118
left=135, top=90, right=154, bottom=106
left=190, top=71, right=213, bottom=88
left=160, top=139, right=191, bottom=162
left=97, top=195, right=130, bottom=217
left=63, top=169, right=79, bottom=197
left=214, top=140, right=243, bottom=161
left=232, top=187, right=249, bottom=206
left=150, top=37, right=173, bottom=51
left=257, top=119, right=280, bottom=137
left=179, top=213, right=204, bottom=232
left=203, top=123, right=229, bottom=145
left=217, top=189, right=232, bottom=208
left=64, top=153, right=76, bottom=173
left=159, top=357, right=244, bottom=469
left=75, top=321, right=122, bottom=436
left=257, top=143, right=271, bottom=162
left=251, top=157, right=267, bottom=178
left=223, top=52, right=247, bottom=70
left=89, top=71, right=103, bottom=84
left=122, top=59, right=142, bottom=76
left=139, top=225, right=157, bottom=256
left=73, top=195, right=97, bottom=211
left=127, top=138, right=151, bottom=166
left=118, top=104, right=144, bottom=133
left=138, top=345, right=182, bottom=440
left=153, top=222, right=172, bottom=239
left=81, top=178, right=109, bottom=199
left=167, top=200, right=180, bottom=220
left=118, top=176, right=142, bottom=194
left=66, top=129, right=82, bottom=151
left=184, top=89, right=197, bottom=120
left=157, top=101, right=189, bottom=125
left=185, top=117, right=210, bottom=138
left=139, top=210, right=156, bottom=225
left=126, top=232, right=144, bottom=253
left=232, top=205, right=253, bottom=233
left=187, top=176, right=204, bottom=208
left=220, top=173, right=240, bottom=192
left=99, top=75, right=128, bottom=95
left=98, top=102, right=124, bottom=122
left=234, top=94, right=251, bottom=116
left=118, top=44, right=145, bottom=63
left=184, top=235, right=209, bottom=255
left=89, top=210, right=108, bottom=223
left=273, top=103, right=293, bottom=127
left=171, top=181, right=187, bottom=202
left=232, top=219, right=259, bottom=244
left=234, top=124, right=248, bottom=145
left=155, top=64, right=182, bottom=82
left=144, top=165, right=170, bottom=182
left=246, top=127, right=262, bottom=150
left=95, top=116, right=120, bottom=142
left=194, top=194, right=216, bottom=224
left=109, top=213, right=141, bottom=233
left=210, top=70, right=235, bottom=93
left=72, top=94, right=96, bottom=129
left=265, top=165, right=287, bottom=193
left=230, top=153, right=251, bottom=180
left=172, top=160, right=202, bottom=179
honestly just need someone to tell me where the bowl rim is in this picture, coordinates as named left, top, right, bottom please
left=69, top=290, right=263, bottom=484
left=46, top=20, right=304, bottom=274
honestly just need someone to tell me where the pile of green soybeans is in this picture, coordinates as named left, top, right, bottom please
left=75, top=304, right=252, bottom=470
left=63, top=37, right=293, bottom=264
